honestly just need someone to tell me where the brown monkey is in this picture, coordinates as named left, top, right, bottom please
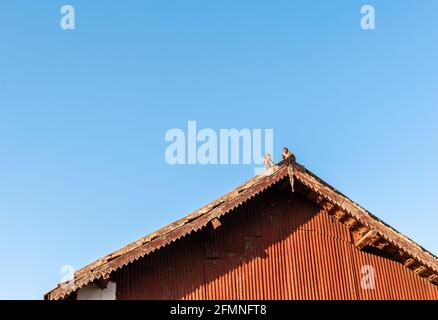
left=283, top=147, right=296, bottom=192
left=282, top=147, right=296, bottom=162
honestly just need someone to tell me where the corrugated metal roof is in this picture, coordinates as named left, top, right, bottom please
left=45, top=161, right=438, bottom=300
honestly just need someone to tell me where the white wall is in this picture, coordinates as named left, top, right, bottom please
left=76, top=281, right=116, bottom=300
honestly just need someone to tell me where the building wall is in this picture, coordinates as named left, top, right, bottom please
left=76, top=282, right=116, bottom=300
left=114, top=187, right=438, bottom=300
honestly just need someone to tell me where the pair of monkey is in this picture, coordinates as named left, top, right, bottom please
left=264, top=147, right=296, bottom=170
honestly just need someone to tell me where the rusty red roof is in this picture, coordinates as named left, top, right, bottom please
left=45, top=161, right=438, bottom=300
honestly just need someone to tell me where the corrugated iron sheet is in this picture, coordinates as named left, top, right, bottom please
left=115, top=190, right=438, bottom=300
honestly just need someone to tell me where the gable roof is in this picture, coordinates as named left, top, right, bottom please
left=45, top=161, right=438, bottom=300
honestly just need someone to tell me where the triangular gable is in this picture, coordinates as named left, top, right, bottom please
left=45, top=162, right=438, bottom=300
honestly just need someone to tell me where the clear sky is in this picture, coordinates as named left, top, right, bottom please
left=1, top=1, right=437, bottom=299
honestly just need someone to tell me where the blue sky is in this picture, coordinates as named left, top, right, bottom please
left=0, top=1, right=437, bottom=299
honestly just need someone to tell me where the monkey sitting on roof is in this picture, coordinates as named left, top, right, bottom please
left=264, top=153, right=275, bottom=169
left=282, top=147, right=296, bottom=163
left=262, top=154, right=278, bottom=176
left=282, top=147, right=297, bottom=192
